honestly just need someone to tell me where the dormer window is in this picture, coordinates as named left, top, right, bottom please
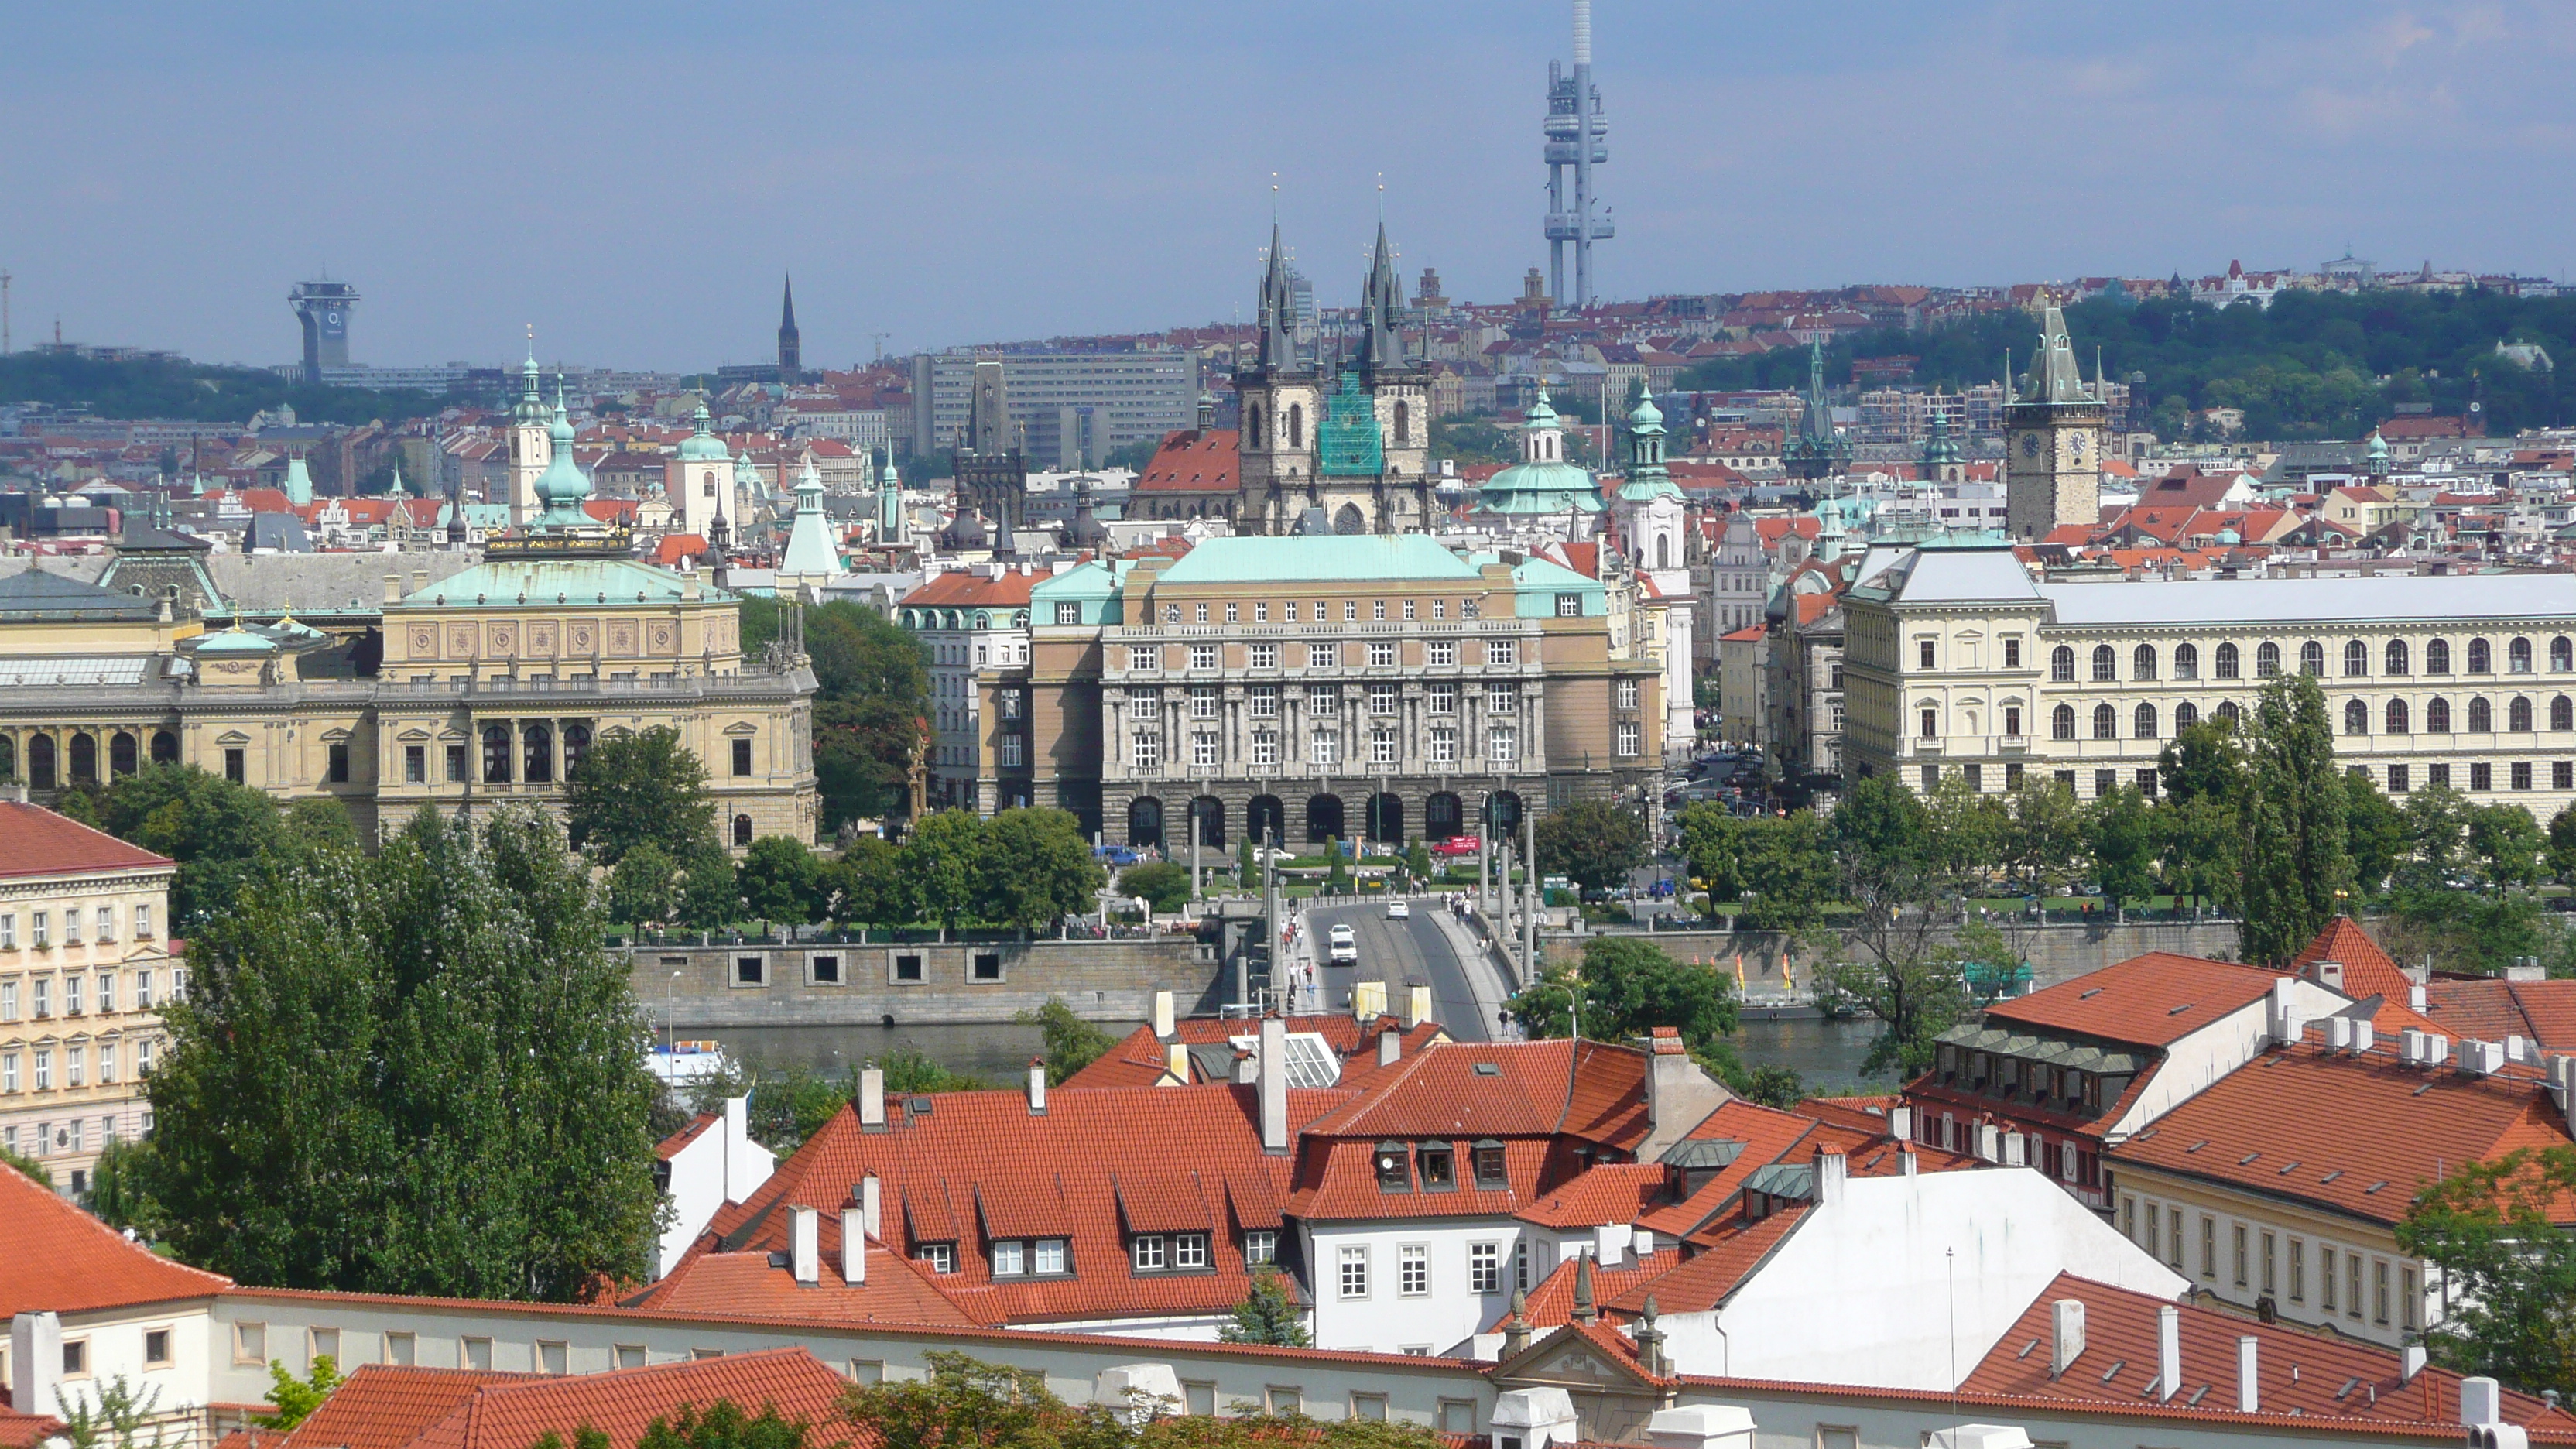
left=1418, top=1143, right=1456, bottom=1190
left=1375, top=1141, right=1413, bottom=1192
left=916, top=1242, right=956, bottom=1274
left=1472, top=1139, right=1508, bottom=1190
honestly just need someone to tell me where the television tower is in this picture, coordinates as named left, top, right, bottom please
left=1543, top=0, right=1612, bottom=310
left=289, top=278, right=359, bottom=385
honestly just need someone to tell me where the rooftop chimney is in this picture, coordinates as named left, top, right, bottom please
left=2403, top=1343, right=2428, bottom=1385
left=1889, top=1104, right=1913, bottom=1142
left=2311, top=960, right=2345, bottom=992
left=1152, top=989, right=1176, bottom=1040
left=2269, top=977, right=2304, bottom=1046
left=859, top=1066, right=886, bottom=1129
left=2464, top=1376, right=2504, bottom=1427
left=790, top=1206, right=820, bottom=1285
left=1231, top=1047, right=1256, bottom=1085
left=1406, top=983, right=1434, bottom=1030
left=2328, top=1016, right=2355, bottom=1051
left=1815, top=1149, right=1848, bottom=1208
left=1027, top=1057, right=1048, bottom=1115
left=383, top=574, right=401, bottom=604
left=2157, top=1303, right=2181, bottom=1401
left=1259, top=1016, right=1288, bottom=1154
left=1164, top=1042, right=1189, bottom=1083
left=2002, top=1132, right=2027, bottom=1168
left=1379, top=1026, right=1402, bottom=1067
left=859, top=1173, right=882, bottom=1238
left=841, top=1208, right=866, bottom=1285
left=2351, top=1021, right=2376, bottom=1055
left=2235, top=1335, right=2259, bottom=1413
left=2049, top=1299, right=2086, bottom=1378
left=1352, top=980, right=1388, bottom=1020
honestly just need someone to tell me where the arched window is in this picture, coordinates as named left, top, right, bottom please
left=69, top=734, right=95, bottom=783
left=2132, top=645, right=2159, bottom=680
left=109, top=732, right=136, bottom=776
left=2135, top=703, right=2160, bottom=738
left=1287, top=404, right=1304, bottom=450
left=733, top=814, right=754, bottom=847
left=564, top=723, right=592, bottom=775
left=2386, top=639, right=2410, bottom=677
left=2216, top=701, right=2243, bottom=727
left=150, top=730, right=179, bottom=764
left=2386, top=699, right=2410, bottom=734
left=2557, top=637, right=2574, bottom=673
left=2256, top=642, right=2281, bottom=677
left=2470, top=697, right=2492, bottom=732
left=2052, top=704, right=2077, bottom=740
left=1394, top=400, right=1410, bottom=444
left=2091, top=704, right=2118, bottom=740
left=2051, top=646, right=2076, bottom=683
left=1246, top=405, right=1263, bottom=450
left=522, top=724, right=553, bottom=783
left=2174, top=643, right=2199, bottom=680
left=2091, top=644, right=2117, bottom=682
left=2427, top=638, right=2452, bottom=673
left=2511, top=696, right=2534, bottom=732
left=2215, top=642, right=2241, bottom=680
left=2428, top=697, right=2451, bottom=732
left=2344, top=641, right=2369, bottom=677
left=26, top=734, right=53, bottom=791
left=1656, top=535, right=1671, bottom=570
left=2344, top=700, right=2369, bottom=735
left=2174, top=701, right=2200, bottom=731
left=2300, top=640, right=2324, bottom=676
left=2556, top=696, right=2574, bottom=731
left=2469, top=637, right=2492, bottom=673
left=2513, top=637, right=2535, bottom=674
left=482, top=724, right=512, bottom=783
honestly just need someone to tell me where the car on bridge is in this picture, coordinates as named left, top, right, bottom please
left=1327, top=923, right=1358, bottom=964
left=1386, top=899, right=1410, bottom=920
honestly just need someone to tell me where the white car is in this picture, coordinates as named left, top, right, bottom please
left=1386, top=899, right=1410, bottom=920
left=1327, top=923, right=1358, bottom=964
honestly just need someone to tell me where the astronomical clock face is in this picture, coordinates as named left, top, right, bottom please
left=2066, top=432, right=2087, bottom=464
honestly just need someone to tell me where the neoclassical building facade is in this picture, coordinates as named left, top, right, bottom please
left=1842, top=545, right=2576, bottom=817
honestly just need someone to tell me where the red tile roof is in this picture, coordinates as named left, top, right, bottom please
left=1984, top=951, right=2277, bottom=1048
left=1600, top=1207, right=1806, bottom=1315
left=655, top=1114, right=718, bottom=1162
left=1064, top=1016, right=1443, bottom=1090
left=625, top=1228, right=972, bottom=1327
left=0, top=802, right=175, bottom=880
left=1133, top=430, right=1240, bottom=494
left=1294, top=1039, right=1647, bottom=1147
left=2424, top=978, right=2576, bottom=1051
left=1505, top=1246, right=1688, bottom=1331
left=0, top=1411, right=65, bottom=1449
left=2107, top=1036, right=2574, bottom=1226
left=1963, top=1272, right=2571, bottom=1430
left=279, top=1350, right=855, bottom=1449
left=0, top=1160, right=230, bottom=1317
left=1515, top=1163, right=1668, bottom=1230
left=2280, top=916, right=2439, bottom=1033
left=902, top=570, right=1042, bottom=609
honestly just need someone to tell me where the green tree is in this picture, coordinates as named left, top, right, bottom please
left=2383, top=889, right=2545, bottom=976
left=1810, top=918, right=1999, bottom=1078
left=2398, top=1147, right=2576, bottom=1399
left=1018, top=999, right=1118, bottom=1085
left=876, top=1046, right=990, bottom=1093
left=55, top=1375, right=166, bottom=1449
left=677, top=843, right=742, bottom=928
left=2154, top=793, right=2239, bottom=911
left=1237, top=838, right=1259, bottom=891
left=1921, top=773, right=2008, bottom=887
left=263, top=1355, right=341, bottom=1430
left=820, top=838, right=912, bottom=927
left=87, top=1136, right=163, bottom=1238
left=1220, top=1266, right=1312, bottom=1347
left=283, top=796, right=361, bottom=855
left=752, top=600, right=932, bottom=830
left=1682, top=807, right=1838, bottom=933
left=2400, top=783, right=2472, bottom=891
left=1506, top=937, right=1737, bottom=1050
left=2468, top=803, right=2548, bottom=894
left=738, top=836, right=823, bottom=923
left=608, top=841, right=683, bottom=927
left=1322, top=835, right=1351, bottom=892
left=98, top=762, right=287, bottom=930
left=904, top=810, right=986, bottom=939
left=637, top=1400, right=825, bottom=1449
left=1404, top=838, right=1434, bottom=885
left=1533, top=800, right=1649, bottom=893
left=981, top=809, right=1105, bottom=933
left=1120, top=862, right=1192, bottom=913
left=2236, top=674, right=2354, bottom=966
left=1, top=1144, right=50, bottom=1189
left=1834, top=776, right=1931, bottom=890
left=2549, top=807, right=2576, bottom=884
left=2083, top=786, right=2157, bottom=908
left=2002, top=776, right=2086, bottom=896
left=2157, top=718, right=2246, bottom=805
left=562, top=726, right=719, bottom=864
left=2344, top=769, right=2406, bottom=896
left=140, top=806, right=665, bottom=1300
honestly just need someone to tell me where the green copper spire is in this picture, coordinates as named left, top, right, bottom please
left=677, top=400, right=728, bottom=461
left=1618, top=388, right=1680, bottom=502
left=530, top=380, right=592, bottom=526
left=1921, top=398, right=1961, bottom=475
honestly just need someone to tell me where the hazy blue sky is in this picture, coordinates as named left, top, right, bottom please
left=5, top=2, right=2572, bottom=372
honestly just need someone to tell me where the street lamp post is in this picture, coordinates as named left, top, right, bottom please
left=666, top=969, right=682, bottom=1054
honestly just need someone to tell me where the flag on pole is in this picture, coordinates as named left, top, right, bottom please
left=1733, top=952, right=1745, bottom=991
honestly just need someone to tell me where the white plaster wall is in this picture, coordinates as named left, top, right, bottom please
left=2103, top=980, right=2348, bottom=1143
left=1306, top=1218, right=1535, bottom=1356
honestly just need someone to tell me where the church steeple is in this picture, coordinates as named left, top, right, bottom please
left=1354, top=221, right=1409, bottom=379
left=777, top=275, right=802, bottom=384
left=1256, top=221, right=1299, bottom=373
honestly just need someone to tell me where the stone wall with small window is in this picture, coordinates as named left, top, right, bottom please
left=633, top=935, right=1221, bottom=1029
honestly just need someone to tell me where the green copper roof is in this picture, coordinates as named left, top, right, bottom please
left=283, top=456, right=315, bottom=507
left=390, top=557, right=716, bottom=609
left=1619, top=388, right=1680, bottom=502
left=1156, top=535, right=1482, bottom=585
left=194, top=627, right=278, bottom=654
left=531, top=402, right=592, bottom=525
left=779, top=461, right=841, bottom=574
left=677, top=402, right=729, bottom=461
left=1316, top=372, right=1385, bottom=478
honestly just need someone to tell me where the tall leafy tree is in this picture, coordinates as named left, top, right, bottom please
left=561, top=726, right=718, bottom=864
left=1018, top=999, right=1118, bottom=1085
left=744, top=598, right=931, bottom=830
left=2343, top=769, right=2406, bottom=897
left=2002, top=776, right=2086, bottom=896
left=2399, top=1148, right=2576, bottom=1399
left=1533, top=799, right=1649, bottom=893
left=738, top=836, right=823, bottom=923
left=2468, top=803, right=2547, bottom=894
left=980, top=808, right=1104, bottom=933
left=904, top=810, right=987, bottom=940
left=98, top=762, right=287, bottom=930
left=2084, top=786, right=2158, bottom=909
left=820, top=838, right=912, bottom=927
left=140, top=806, right=664, bottom=1300
left=1505, top=936, right=1738, bottom=1049
left=2548, top=806, right=2576, bottom=885
left=2236, top=674, right=2354, bottom=965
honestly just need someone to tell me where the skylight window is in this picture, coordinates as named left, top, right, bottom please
left=1229, top=1032, right=1341, bottom=1088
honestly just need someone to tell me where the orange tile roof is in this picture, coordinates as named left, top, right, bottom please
left=1601, top=1207, right=1806, bottom=1315
left=1294, top=1039, right=1647, bottom=1147
left=0, top=1411, right=64, bottom=1449
left=2107, top=1036, right=2574, bottom=1226
left=655, top=1114, right=718, bottom=1162
left=1504, top=1246, right=1688, bottom=1331
left=0, top=802, right=174, bottom=880
left=2425, top=978, right=2576, bottom=1051
left=902, top=570, right=1042, bottom=609
left=280, top=1349, right=855, bottom=1449
left=1963, top=1272, right=2572, bottom=1430
left=625, top=1229, right=972, bottom=1327
left=1984, top=951, right=2277, bottom=1048
left=1134, top=430, right=1240, bottom=493
left=1515, top=1163, right=1668, bottom=1229
left=0, top=1160, right=230, bottom=1316
left=1064, top=1016, right=1443, bottom=1089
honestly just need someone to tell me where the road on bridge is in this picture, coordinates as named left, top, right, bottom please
left=1301, top=896, right=1515, bottom=1043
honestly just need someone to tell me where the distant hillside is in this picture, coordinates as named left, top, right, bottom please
left=1680, top=290, right=2576, bottom=443
left=0, top=351, right=455, bottom=428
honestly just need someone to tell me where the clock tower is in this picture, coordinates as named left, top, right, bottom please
left=2003, top=302, right=2107, bottom=542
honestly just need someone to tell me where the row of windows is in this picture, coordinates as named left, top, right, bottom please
left=1127, top=683, right=1523, bottom=720
left=1373, top=1139, right=1512, bottom=1193
left=2123, top=1194, right=2419, bottom=1331
left=1, top=728, right=181, bottom=791
left=0, top=1036, right=154, bottom=1092
left=2370, top=760, right=2568, bottom=793
left=0, top=904, right=152, bottom=951
left=1336, top=1238, right=1536, bottom=1300
left=2341, top=695, right=2576, bottom=735
left=1130, top=726, right=1539, bottom=769
left=2042, top=635, right=2576, bottom=685
left=2009, top=694, right=2576, bottom=744
left=0, top=967, right=170, bottom=1020
left=906, top=1230, right=1276, bottom=1279
left=1129, top=639, right=1518, bottom=672
left=5, top=1110, right=140, bottom=1163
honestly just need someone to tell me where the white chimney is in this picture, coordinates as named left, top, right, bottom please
left=1406, top=984, right=1434, bottom=1030
left=2269, top=977, right=2300, bottom=1045
left=1152, top=989, right=1176, bottom=1040
left=859, top=1173, right=882, bottom=1238
left=722, top=1094, right=753, bottom=1201
left=1889, top=1105, right=1913, bottom=1141
left=2351, top=1021, right=2376, bottom=1055
left=1899, top=1143, right=1919, bottom=1177
left=2411, top=984, right=2430, bottom=1013
left=2400, top=1029, right=2425, bottom=1064
left=1643, top=1405, right=1754, bottom=1449
left=1633, top=1228, right=1653, bottom=1258
left=1028, top=1057, right=1048, bottom=1115
left=2427, top=1035, right=2453, bottom=1067
left=2002, top=1132, right=2027, bottom=1168
left=1976, top=1122, right=2001, bottom=1163
left=860, top=1066, right=886, bottom=1128
left=2236, top=1335, right=2259, bottom=1413
left=2157, top=1304, right=2181, bottom=1401
left=2050, top=1299, right=2086, bottom=1377
left=2463, top=1040, right=2508, bottom=1077
left=1164, top=1042, right=1189, bottom=1083
left=1379, top=1026, right=1402, bottom=1067
left=1815, top=1151, right=1847, bottom=1208
left=841, top=1208, right=867, bottom=1285
left=2403, top=1344, right=2428, bottom=1385
left=790, top=1206, right=820, bottom=1285
left=1259, top=1016, right=1289, bottom=1153
left=2328, top=1016, right=2355, bottom=1051
left=1351, top=979, right=1388, bottom=1020
left=2464, top=1376, right=2504, bottom=1426
left=2312, top=960, right=2345, bottom=992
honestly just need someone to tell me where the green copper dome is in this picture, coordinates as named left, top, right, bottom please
left=1481, top=387, right=1603, bottom=516
left=677, top=402, right=729, bottom=462
left=1617, top=388, right=1681, bottom=502
left=531, top=397, right=592, bottom=523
